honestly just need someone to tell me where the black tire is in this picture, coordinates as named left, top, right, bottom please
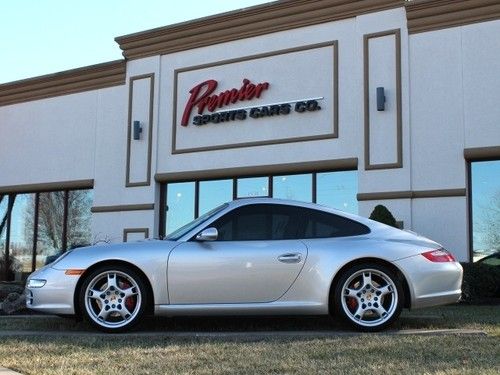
left=333, top=263, right=403, bottom=332
left=79, top=264, right=149, bottom=333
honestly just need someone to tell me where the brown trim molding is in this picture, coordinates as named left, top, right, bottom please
left=464, top=146, right=500, bottom=161
left=155, top=158, right=358, bottom=183
left=126, top=73, right=155, bottom=187
left=357, top=188, right=466, bottom=201
left=0, top=61, right=126, bottom=107
left=91, top=203, right=155, bottom=213
left=115, top=0, right=403, bottom=60
left=123, top=228, right=150, bottom=242
left=406, top=0, right=500, bottom=34
left=363, top=29, right=403, bottom=170
left=466, top=160, right=473, bottom=262
left=0, top=179, right=94, bottom=194
left=171, top=41, right=339, bottom=154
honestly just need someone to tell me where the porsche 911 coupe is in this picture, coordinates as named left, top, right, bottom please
left=25, top=198, right=463, bottom=332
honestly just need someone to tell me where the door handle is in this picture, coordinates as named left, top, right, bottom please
left=278, top=253, right=302, bottom=263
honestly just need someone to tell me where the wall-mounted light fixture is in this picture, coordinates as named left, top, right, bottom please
left=133, top=120, right=142, bottom=140
left=376, top=87, right=385, bottom=111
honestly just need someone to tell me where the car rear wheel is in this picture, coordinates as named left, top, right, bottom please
left=79, top=265, right=148, bottom=332
left=334, top=263, right=403, bottom=331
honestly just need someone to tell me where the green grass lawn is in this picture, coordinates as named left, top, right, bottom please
left=0, top=305, right=498, bottom=375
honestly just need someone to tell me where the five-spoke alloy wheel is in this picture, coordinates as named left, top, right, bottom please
left=334, top=263, right=403, bottom=331
left=79, top=265, right=148, bottom=332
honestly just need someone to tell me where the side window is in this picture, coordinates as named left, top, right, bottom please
left=302, top=209, right=370, bottom=238
left=211, top=204, right=301, bottom=241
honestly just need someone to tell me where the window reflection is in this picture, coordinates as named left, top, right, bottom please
left=199, top=179, right=232, bottom=216
left=0, top=196, right=9, bottom=280
left=163, top=171, right=358, bottom=239
left=166, top=182, right=195, bottom=235
left=316, top=171, right=358, bottom=214
left=36, top=192, right=65, bottom=268
left=237, top=177, right=269, bottom=198
left=67, top=190, right=93, bottom=249
left=9, top=194, right=35, bottom=281
left=471, top=160, right=500, bottom=261
left=0, top=189, right=93, bottom=281
left=273, top=174, right=312, bottom=202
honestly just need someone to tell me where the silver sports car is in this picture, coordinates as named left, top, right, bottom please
left=26, top=198, right=462, bottom=332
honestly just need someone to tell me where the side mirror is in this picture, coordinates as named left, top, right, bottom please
left=195, top=227, right=218, bottom=241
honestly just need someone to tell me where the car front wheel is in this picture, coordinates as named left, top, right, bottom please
left=79, top=265, right=148, bottom=332
left=334, top=263, right=403, bottom=331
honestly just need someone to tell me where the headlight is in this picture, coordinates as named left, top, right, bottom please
left=27, top=279, right=46, bottom=288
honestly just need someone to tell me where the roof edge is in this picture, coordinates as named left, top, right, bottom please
left=0, top=60, right=126, bottom=107
left=405, top=0, right=500, bottom=34
left=115, top=0, right=404, bottom=60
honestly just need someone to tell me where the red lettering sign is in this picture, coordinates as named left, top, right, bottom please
left=181, top=78, right=269, bottom=126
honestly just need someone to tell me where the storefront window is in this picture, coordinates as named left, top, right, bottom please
left=0, top=188, right=94, bottom=281
left=237, top=177, right=269, bottom=198
left=166, top=182, right=195, bottom=235
left=9, top=194, right=35, bottom=281
left=273, top=174, right=312, bottom=202
left=316, top=171, right=358, bottom=215
left=0, top=196, right=8, bottom=279
left=36, top=192, right=65, bottom=270
left=67, top=190, right=93, bottom=249
left=162, top=170, right=358, bottom=237
left=199, top=179, right=233, bottom=216
left=471, top=160, right=500, bottom=261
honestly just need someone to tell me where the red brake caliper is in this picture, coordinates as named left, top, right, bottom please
left=347, top=297, right=358, bottom=311
left=119, top=281, right=135, bottom=311
left=346, top=284, right=358, bottom=311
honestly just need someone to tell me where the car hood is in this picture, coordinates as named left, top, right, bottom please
left=51, top=239, right=179, bottom=270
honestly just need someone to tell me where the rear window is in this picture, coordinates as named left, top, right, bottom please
left=302, top=209, right=370, bottom=238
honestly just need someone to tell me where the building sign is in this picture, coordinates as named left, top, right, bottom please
left=182, top=78, right=269, bottom=126
left=170, top=41, right=338, bottom=153
left=182, top=78, right=322, bottom=126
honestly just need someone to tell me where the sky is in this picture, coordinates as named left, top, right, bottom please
left=0, top=0, right=273, bottom=84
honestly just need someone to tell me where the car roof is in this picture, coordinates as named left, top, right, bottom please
left=226, top=197, right=364, bottom=222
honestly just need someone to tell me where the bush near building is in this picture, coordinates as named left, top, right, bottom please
left=461, top=262, right=500, bottom=302
left=369, top=205, right=398, bottom=228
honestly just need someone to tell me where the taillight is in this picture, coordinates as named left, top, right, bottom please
left=421, top=248, right=456, bottom=262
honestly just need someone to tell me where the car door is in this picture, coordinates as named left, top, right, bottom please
left=167, top=203, right=308, bottom=304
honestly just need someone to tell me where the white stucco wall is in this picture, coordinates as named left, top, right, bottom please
left=0, top=91, right=98, bottom=187
left=408, top=19, right=500, bottom=260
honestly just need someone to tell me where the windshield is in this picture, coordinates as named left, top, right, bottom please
left=165, top=203, right=229, bottom=240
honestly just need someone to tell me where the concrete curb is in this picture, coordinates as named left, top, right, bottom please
left=0, top=328, right=487, bottom=339
left=0, top=367, right=22, bottom=375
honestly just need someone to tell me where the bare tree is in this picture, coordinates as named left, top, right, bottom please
left=24, top=191, right=92, bottom=255
left=478, top=190, right=500, bottom=253
left=66, top=190, right=93, bottom=248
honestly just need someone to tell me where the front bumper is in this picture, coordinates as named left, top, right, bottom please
left=25, top=266, right=80, bottom=315
left=394, top=255, right=463, bottom=309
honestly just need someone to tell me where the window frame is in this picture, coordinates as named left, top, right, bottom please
left=159, top=168, right=358, bottom=239
left=0, top=187, right=93, bottom=281
left=467, top=158, right=500, bottom=262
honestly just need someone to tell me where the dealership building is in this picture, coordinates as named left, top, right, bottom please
left=1, top=0, right=499, bottom=281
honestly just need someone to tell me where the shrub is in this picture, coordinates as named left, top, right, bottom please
left=461, top=262, right=500, bottom=301
left=369, top=205, right=398, bottom=228
left=0, top=257, right=21, bottom=281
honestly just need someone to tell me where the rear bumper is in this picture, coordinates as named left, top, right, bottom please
left=25, top=266, right=79, bottom=315
left=394, top=255, right=462, bottom=309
